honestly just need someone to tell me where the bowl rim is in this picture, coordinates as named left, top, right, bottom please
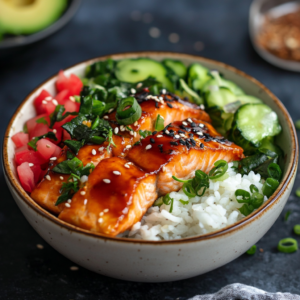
left=0, top=0, right=81, bottom=50
left=2, top=51, right=298, bottom=245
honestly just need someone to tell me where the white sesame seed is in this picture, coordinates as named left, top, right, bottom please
left=98, top=218, right=103, bottom=223
left=182, top=121, right=188, bottom=126
left=199, top=123, right=205, bottom=128
left=120, top=125, right=125, bottom=131
left=136, top=82, right=142, bottom=89
left=70, top=266, right=79, bottom=271
left=113, top=171, right=121, bottom=175
left=122, top=207, right=129, bottom=214
left=103, top=179, right=111, bottom=184
left=156, top=135, right=163, bottom=138
left=149, top=27, right=160, bottom=38
left=80, top=175, right=88, bottom=183
left=200, top=104, right=205, bottom=110
left=126, top=145, right=132, bottom=149
left=69, top=96, right=75, bottom=102
left=130, top=130, right=134, bottom=136
left=108, top=108, right=114, bottom=113
left=99, top=212, right=104, bottom=216
left=188, top=118, right=193, bottom=123
left=46, top=144, right=51, bottom=148
left=159, top=96, right=163, bottom=101
left=103, top=116, right=109, bottom=119
left=134, top=121, right=138, bottom=126
left=42, top=100, right=47, bottom=104
left=161, top=89, right=166, bottom=94
left=67, top=199, right=72, bottom=203
left=174, top=135, right=180, bottom=139
left=98, top=147, right=104, bottom=152
left=60, top=176, right=64, bottom=180
left=65, top=203, right=71, bottom=208
left=28, top=163, right=34, bottom=167
left=134, top=132, right=137, bottom=137
left=113, top=127, right=119, bottom=134
left=131, top=88, right=136, bottom=94
left=91, top=149, right=96, bottom=155
left=104, top=208, right=109, bottom=213
left=50, top=157, right=57, bottom=161
left=36, top=244, right=44, bottom=249
left=53, top=129, right=57, bottom=134
left=45, top=96, right=52, bottom=101
left=52, top=99, right=58, bottom=106
left=162, top=166, right=166, bottom=172
left=196, top=131, right=203, bottom=136
left=124, top=164, right=130, bottom=169
left=127, top=162, right=133, bottom=165
left=165, top=130, right=170, bottom=134
left=80, top=191, right=86, bottom=195
left=84, top=199, right=88, bottom=205
left=179, top=133, right=186, bottom=138
left=145, top=144, right=152, bottom=150
left=46, top=175, right=51, bottom=181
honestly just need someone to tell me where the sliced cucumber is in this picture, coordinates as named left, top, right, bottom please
left=259, top=136, right=283, bottom=157
left=229, top=103, right=282, bottom=154
left=237, top=95, right=262, bottom=105
left=206, top=88, right=237, bottom=108
left=176, top=79, right=203, bottom=105
left=202, top=71, right=244, bottom=96
left=162, top=59, right=187, bottom=78
left=115, top=58, right=173, bottom=91
left=187, top=63, right=211, bottom=91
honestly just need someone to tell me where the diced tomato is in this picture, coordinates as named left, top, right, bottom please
left=12, top=132, right=29, bottom=148
left=15, top=149, right=46, bottom=166
left=51, top=127, right=63, bottom=144
left=15, top=145, right=29, bottom=154
left=30, top=164, right=42, bottom=184
left=26, top=114, right=48, bottom=133
left=55, top=89, right=71, bottom=104
left=29, top=123, right=49, bottom=140
left=34, top=90, right=52, bottom=114
left=64, top=99, right=80, bottom=113
left=36, top=139, right=61, bottom=161
left=17, top=162, right=35, bottom=193
left=56, top=70, right=83, bottom=96
left=63, top=129, right=71, bottom=141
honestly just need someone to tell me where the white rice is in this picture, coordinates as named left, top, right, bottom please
left=125, top=163, right=267, bottom=241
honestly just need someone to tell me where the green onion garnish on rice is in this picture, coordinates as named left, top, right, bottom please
left=278, top=238, right=298, bottom=253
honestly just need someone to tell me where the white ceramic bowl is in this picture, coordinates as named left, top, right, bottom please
left=3, top=52, right=298, bottom=282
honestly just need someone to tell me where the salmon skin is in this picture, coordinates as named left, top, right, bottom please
left=30, top=93, right=210, bottom=214
left=58, top=118, right=244, bottom=236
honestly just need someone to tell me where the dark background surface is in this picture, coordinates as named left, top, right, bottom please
left=1, top=0, right=300, bottom=299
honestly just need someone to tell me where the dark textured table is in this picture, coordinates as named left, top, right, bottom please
left=1, top=0, right=300, bottom=299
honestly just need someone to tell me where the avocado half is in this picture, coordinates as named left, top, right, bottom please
left=0, top=0, right=68, bottom=35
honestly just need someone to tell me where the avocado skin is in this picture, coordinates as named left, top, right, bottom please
left=0, top=0, right=68, bottom=35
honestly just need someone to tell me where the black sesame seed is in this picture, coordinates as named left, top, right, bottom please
left=200, top=143, right=204, bottom=149
left=204, top=138, right=211, bottom=142
left=155, top=102, right=159, bottom=108
left=190, top=139, right=196, bottom=146
left=190, top=123, right=196, bottom=127
left=186, top=143, right=191, bottom=149
left=152, top=131, right=157, bottom=135
left=184, top=97, right=189, bottom=101
left=169, top=129, right=174, bottom=133
left=178, top=130, right=185, bottom=134
left=189, top=133, right=194, bottom=138
left=150, top=138, right=155, bottom=143
left=167, top=103, right=173, bottom=108
left=158, top=144, right=163, bottom=148
left=179, top=139, right=186, bottom=145
left=170, top=141, right=178, bottom=146
left=180, top=125, right=187, bottom=130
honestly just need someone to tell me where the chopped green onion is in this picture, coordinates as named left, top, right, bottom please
left=155, top=114, right=165, bottom=131
left=179, top=200, right=189, bottom=205
left=295, top=187, right=300, bottom=197
left=267, top=163, right=282, bottom=181
left=278, top=238, right=298, bottom=253
left=251, top=192, right=264, bottom=208
left=295, top=120, right=300, bottom=130
left=284, top=210, right=291, bottom=221
left=246, top=245, right=257, bottom=255
left=208, top=160, right=228, bottom=180
left=163, top=193, right=174, bottom=212
left=153, top=197, right=163, bottom=207
left=235, top=189, right=251, bottom=203
left=116, top=96, right=142, bottom=125
left=262, top=178, right=279, bottom=197
left=250, top=184, right=259, bottom=193
left=239, top=204, right=254, bottom=216
left=293, top=224, right=300, bottom=235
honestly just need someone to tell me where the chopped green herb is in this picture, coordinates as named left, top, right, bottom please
left=208, top=160, right=228, bottom=180
left=64, top=140, right=85, bottom=154
left=28, top=132, right=57, bottom=151
left=49, top=104, right=78, bottom=128
left=155, top=114, right=165, bottom=131
left=246, top=245, right=257, bottom=255
left=163, top=193, right=174, bottom=213
left=116, top=96, right=142, bottom=125
left=278, top=238, right=298, bottom=253
left=179, top=200, right=189, bottom=205
left=55, top=175, right=79, bottom=206
left=139, top=130, right=152, bottom=138
left=295, top=120, right=300, bottom=130
left=295, top=187, right=300, bottom=197
left=293, top=224, right=300, bottom=235
left=284, top=210, right=291, bottom=221
left=36, top=117, right=48, bottom=125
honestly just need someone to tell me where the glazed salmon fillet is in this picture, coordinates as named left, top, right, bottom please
left=30, top=93, right=209, bottom=214
left=58, top=157, right=158, bottom=236
left=57, top=118, right=244, bottom=236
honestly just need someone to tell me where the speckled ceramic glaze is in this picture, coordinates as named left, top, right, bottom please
left=3, top=52, right=298, bottom=282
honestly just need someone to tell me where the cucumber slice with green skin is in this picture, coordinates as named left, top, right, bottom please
left=187, top=63, right=211, bottom=91
left=162, top=59, right=187, bottom=78
left=229, top=103, right=282, bottom=154
left=115, top=58, right=173, bottom=91
left=206, top=88, right=237, bottom=108
left=177, top=79, right=203, bottom=105
left=237, top=95, right=262, bottom=105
